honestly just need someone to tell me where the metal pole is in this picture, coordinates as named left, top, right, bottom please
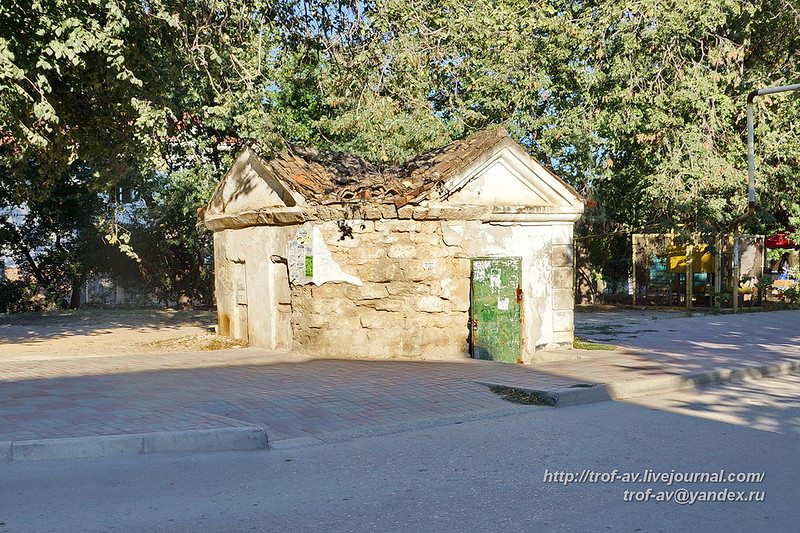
left=714, top=237, right=722, bottom=307
left=733, top=230, right=740, bottom=313
left=686, top=244, right=693, bottom=309
left=746, top=83, right=800, bottom=209
left=746, top=99, right=756, bottom=208
left=733, top=82, right=800, bottom=311
left=631, top=237, right=637, bottom=306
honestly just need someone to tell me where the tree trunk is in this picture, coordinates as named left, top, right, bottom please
left=69, top=278, right=83, bottom=309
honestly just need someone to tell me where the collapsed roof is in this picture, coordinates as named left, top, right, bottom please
left=246, top=128, right=576, bottom=208
left=203, top=128, right=585, bottom=230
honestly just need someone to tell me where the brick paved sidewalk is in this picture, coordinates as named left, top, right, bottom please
left=1, top=309, right=798, bottom=453
left=0, top=353, right=579, bottom=444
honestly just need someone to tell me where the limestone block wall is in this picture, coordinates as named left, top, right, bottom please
left=290, top=218, right=575, bottom=360
left=437, top=220, right=576, bottom=355
left=290, top=219, right=471, bottom=359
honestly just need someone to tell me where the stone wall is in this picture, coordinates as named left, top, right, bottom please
left=290, top=219, right=471, bottom=359
left=289, top=218, right=575, bottom=360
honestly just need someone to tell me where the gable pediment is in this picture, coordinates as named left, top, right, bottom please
left=436, top=140, right=582, bottom=210
left=206, top=147, right=299, bottom=217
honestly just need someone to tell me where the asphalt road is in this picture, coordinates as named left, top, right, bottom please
left=1, top=375, right=798, bottom=533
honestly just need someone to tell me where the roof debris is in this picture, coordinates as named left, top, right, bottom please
left=252, top=128, right=510, bottom=207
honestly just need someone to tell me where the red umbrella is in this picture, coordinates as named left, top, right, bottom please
left=765, top=229, right=798, bottom=249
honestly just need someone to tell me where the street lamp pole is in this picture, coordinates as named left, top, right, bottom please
left=733, top=83, right=800, bottom=312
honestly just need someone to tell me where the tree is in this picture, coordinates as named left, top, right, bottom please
left=306, top=0, right=799, bottom=232
left=0, top=1, right=284, bottom=308
left=2, top=1, right=798, bottom=310
left=0, top=161, right=140, bottom=309
left=278, top=0, right=796, bottom=289
left=128, top=169, right=217, bottom=308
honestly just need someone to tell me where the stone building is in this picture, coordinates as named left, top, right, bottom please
left=203, top=128, right=584, bottom=363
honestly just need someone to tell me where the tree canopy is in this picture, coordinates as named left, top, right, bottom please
left=1, top=0, right=798, bottom=308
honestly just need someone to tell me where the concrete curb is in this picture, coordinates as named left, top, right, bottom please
left=268, top=406, right=534, bottom=451
left=0, top=426, right=268, bottom=463
left=536, top=359, right=800, bottom=407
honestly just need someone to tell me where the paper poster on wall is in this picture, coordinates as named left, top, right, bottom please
left=287, top=224, right=363, bottom=286
left=472, top=260, right=488, bottom=282
left=489, top=269, right=502, bottom=291
left=288, top=229, right=313, bottom=284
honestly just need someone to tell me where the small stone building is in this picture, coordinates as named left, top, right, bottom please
left=203, top=129, right=584, bottom=363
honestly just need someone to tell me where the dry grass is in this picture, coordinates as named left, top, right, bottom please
left=573, top=336, right=616, bottom=350
left=143, top=333, right=248, bottom=351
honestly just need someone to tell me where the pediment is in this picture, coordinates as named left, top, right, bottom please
left=204, top=131, right=585, bottom=231
left=206, top=147, right=299, bottom=216
left=437, top=141, right=583, bottom=210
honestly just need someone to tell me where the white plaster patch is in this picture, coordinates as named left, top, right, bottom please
left=441, top=221, right=517, bottom=255
left=440, top=223, right=467, bottom=246
left=287, top=224, right=363, bottom=286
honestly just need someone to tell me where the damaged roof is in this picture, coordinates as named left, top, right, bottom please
left=251, top=128, right=529, bottom=208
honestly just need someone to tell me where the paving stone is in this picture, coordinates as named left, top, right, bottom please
left=1, top=310, right=799, bottom=458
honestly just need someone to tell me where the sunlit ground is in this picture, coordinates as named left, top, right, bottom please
left=627, top=374, right=800, bottom=436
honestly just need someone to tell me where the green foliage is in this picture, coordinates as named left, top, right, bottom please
left=0, top=279, right=36, bottom=313
left=0, top=160, right=142, bottom=308
left=489, top=385, right=556, bottom=406
left=128, top=168, right=218, bottom=308
left=303, top=0, right=799, bottom=276
left=709, top=286, right=734, bottom=307
left=780, top=285, right=800, bottom=304
left=346, top=0, right=799, bottom=231
left=0, top=1, right=280, bottom=309
left=771, top=283, right=800, bottom=310
left=1, top=0, right=164, bottom=192
left=1, top=0, right=798, bottom=311
left=754, top=276, right=774, bottom=310
left=767, top=248, right=792, bottom=263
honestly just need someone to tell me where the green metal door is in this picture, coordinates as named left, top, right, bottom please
left=470, top=257, right=522, bottom=363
